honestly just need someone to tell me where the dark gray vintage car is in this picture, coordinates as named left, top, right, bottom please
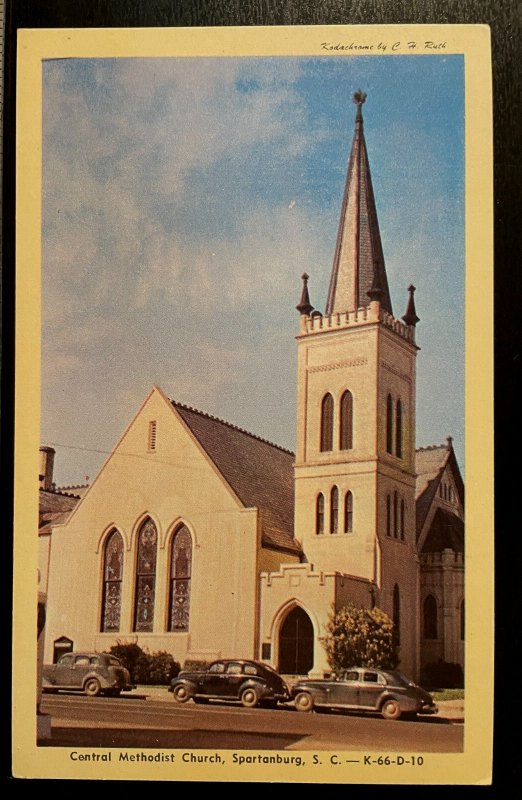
left=169, top=659, right=290, bottom=708
left=292, top=668, right=437, bottom=720
left=42, top=652, right=135, bottom=697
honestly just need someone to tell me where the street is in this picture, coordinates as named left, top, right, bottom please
left=40, top=692, right=463, bottom=752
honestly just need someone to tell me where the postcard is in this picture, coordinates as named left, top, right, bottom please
left=12, top=24, right=493, bottom=783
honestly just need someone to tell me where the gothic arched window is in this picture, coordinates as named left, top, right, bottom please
left=344, top=491, right=353, bottom=533
left=339, top=390, right=353, bottom=450
left=423, top=595, right=438, bottom=639
left=393, top=491, right=399, bottom=538
left=316, top=494, right=325, bottom=535
left=101, top=530, right=123, bottom=632
left=395, top=399, right=403, bottom=458
left=400, top=499, right=405, bottom=540
left=320, top=393, right=334, bottom=452
left=386, top=495, right=391, bottom=537
left=330, top=486, right=339, bottom=534
left=133, top=518, right=158, bottom=632
left=393, top=584, right=401, bottom=645
left=168, top=525, right=192, bottom=632
left=386, top=394, right=393, bottom=454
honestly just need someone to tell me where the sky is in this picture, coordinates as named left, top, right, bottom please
left=41, top=55, right=464, bottom=487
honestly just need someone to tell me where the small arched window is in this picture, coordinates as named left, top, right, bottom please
left=400, top=499, right=405, bottom=540
left=386, top=394, right=393, bottom=454
left=423, top=595, right=438, bottom=639
left=386, top=495, right=391, bottom=537
left=393, top=491, right=399, bottom=538
left=168, top=524, right=192, bottom=632
left=395, top=399, right=403, bottom=458
left=316, top=494, right=325, bottom=535
left=133, top=518, right=158, bottom=632
left=339, top=390, right=353, bottom=450
left=320, top=393, right=334, bottom=452
left=344, top=491, right=353, bottom=533
left=460, top=599, right=465, bottom=641
left=393, top=584, right=401, bottom=645
left=101, top=530, right=124, bottom=632
left=330, top=486, right=339, bottom=534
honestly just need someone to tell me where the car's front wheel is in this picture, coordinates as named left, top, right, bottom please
left=84, top=678, right=102, bottom=697
left=294, top=691, right=314, bottom=713
left=381, top=699, right=402, bottom=720
left=172, top=684, right=192, bottom=704
left=240, top=687, right=260, bottom=708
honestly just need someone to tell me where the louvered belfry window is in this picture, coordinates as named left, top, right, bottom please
left=168, top=525, right=192, bottom=632
left=339, top=390, right=353, bottom=450
left=133, top=518, right=157, bottom=632
left=320, top=393, right=334, bottom=452
left=101, top=530, right=123, bottom=632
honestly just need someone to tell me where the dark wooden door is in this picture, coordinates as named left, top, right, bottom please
left=279, top=607, right=314, bottom=675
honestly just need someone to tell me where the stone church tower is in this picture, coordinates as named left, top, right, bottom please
left=293, top=92, right=421, bottom=677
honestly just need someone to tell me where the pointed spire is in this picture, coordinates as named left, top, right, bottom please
left=296, top=272, right=314, bottom=316
left=402, top=284, right=420, bottom=326
left=325, top=91, right=393, bottom=317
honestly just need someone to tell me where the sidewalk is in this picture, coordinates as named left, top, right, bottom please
left=137, top=686, right=464, bottom=722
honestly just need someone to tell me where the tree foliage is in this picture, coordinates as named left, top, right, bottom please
left=323, top=603, right=399, bottom=674
left=107, top=641, right=180, bottom=684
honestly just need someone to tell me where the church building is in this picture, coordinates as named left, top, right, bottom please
left=41, top=93, right=464, bottom=681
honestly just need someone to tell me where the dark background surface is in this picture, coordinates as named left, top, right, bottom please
left=2, top=0, right=520, bottom=790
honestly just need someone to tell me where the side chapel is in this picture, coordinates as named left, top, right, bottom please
left=41, top=93, right=465, bottom=679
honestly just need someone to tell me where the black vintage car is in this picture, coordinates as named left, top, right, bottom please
left=42, top=652, right=135, bottom=697
left=169, top=659, right=290, bottom=708
left=292, top=667, right=437, bottom=720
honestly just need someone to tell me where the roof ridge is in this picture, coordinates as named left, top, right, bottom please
left=56, top=483, right=89, bottom=490
left=39, top=487, right=81, bottom=499
left=416, top=444, right=448, bottom=452
left=171, top=400, right=295, bottom=457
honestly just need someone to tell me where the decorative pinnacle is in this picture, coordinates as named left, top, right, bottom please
left=402, top=284, right=420, bottom=326
left=353, top=89, right=367, bottom=122
left=367, top=259, right=383, bottom=302
left=446, top=435, right=453, bottom=450
left=296, top=272, right=314, bottom=316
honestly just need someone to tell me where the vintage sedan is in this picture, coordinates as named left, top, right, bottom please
left=292, top=667, right=437, bottom=720
left=42, top=652, right=135, bottom=697
left=169, top=659, right=290, bottom=708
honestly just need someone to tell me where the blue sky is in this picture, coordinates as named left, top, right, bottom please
left=41, top=55, right=464, bottom=486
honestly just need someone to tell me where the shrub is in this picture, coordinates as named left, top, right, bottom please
left=107, top=641, right=180, bottom=685
left=183, top=660, right=211, bottom=672
left=420, top=660, right=464, bottom=690
left=323, top=603, right=399, bottom=674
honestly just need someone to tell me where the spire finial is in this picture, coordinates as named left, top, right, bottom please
left=402, top=284, right=420, bottom=326
left=296, top=272, right=314, bottom=316
left=446, top=435, right=453, bottom=450
left=353, top=89, right=367, bottom=122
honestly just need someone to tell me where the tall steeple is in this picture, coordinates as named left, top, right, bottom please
left=325, top=91, right=393, bottom=316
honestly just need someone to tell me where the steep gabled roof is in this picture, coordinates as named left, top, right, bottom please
left=415, top=443, right=464, bottom=540
left=39, top=488, right=80, bottom=535
left=173, top=402, right=301, bottom=556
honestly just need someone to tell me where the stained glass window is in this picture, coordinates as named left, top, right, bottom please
left=320, top=393, right=334, bottom=452
left=133, top=518, right=157, bottom=632
left=101, top=530, right=123, bottom=632
left=423, top=595, right=438, bottom=639
left=339, top=390, right=353, bottom=450
left=168, top=525, right=192, bottom=632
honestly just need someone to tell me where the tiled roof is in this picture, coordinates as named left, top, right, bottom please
left=414, top=445, right=449, bottom=538
left=173, top=402, right=301, bottom=555
left=39, top=489, right=80, bottom=535
left=325, top=97, right=393, bottom=316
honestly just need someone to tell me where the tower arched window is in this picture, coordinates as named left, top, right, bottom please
left=400, top=499, right=405, bottom=540
left=316, top=494, right=325, bottom=535
left=330, top=486, right=339, bottom=534
left=386, top=394, right=393, bottom=454
left=393, top=491, right=399, bottom=538
left=395, top=399, right=403, bottom=458
left=344, top=491, right=353, bottom=533
left=101, top=530, right=124, bottom=632
left=168, top=524, right=192, bottom=632
left=423, top=595, right=438, bottom=639
left=320, top=393, right=334, bottom=452
left=386, top=495, right=391, bottom=537
left=393, top=584, right=401, bottom=645
left=133, top=518, right=158, bottom=632
left=339, top=390, right=353, bottom=450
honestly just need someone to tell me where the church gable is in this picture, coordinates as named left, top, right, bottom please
left=415, top=441, right=464, bottom=552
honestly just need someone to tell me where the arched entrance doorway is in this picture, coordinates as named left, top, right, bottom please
left=278, top=606, right=314, bottom=675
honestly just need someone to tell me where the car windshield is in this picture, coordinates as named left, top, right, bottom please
left=387, top=671, right=416, bottom=688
